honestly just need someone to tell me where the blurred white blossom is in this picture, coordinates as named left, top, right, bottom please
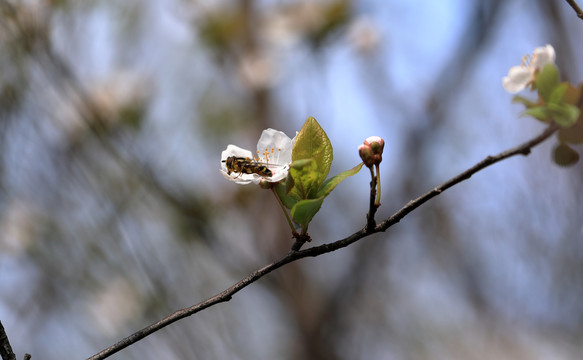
left=55, top=71, right=151, bottom=140
left=347, top=17, right=382, bottom=53
left=0, top=200, right=39, bottom=254
left=262, top=2, right=327, bottom=48
left=86, top=277, right=142, bottom=337
left=502, top=44, right=555, bottom=93
left=238, top=52, right=278, bottom=90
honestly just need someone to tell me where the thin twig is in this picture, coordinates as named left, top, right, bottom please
left=376, top=124, right=559, bottom=231
left=375, top=163, right=381, bottom=206
left=565, top=0, right=583, bottom=19
left=0, top=321, right=16, bottom=360
left=271, top=187, right=298, bottom=237
left=365, top=166, right=377, bottom=232
left=88, top=123, right=559, bottom=360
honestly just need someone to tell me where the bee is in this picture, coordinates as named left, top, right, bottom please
left=222, top=156, right=275, bottom=178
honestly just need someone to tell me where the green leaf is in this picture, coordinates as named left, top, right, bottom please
left=284, top=170, right=296, bottom=196
left=512, top=95, right=539, bottom=108
left=317, top=162, right=364, bottom=198
left=562, top=83, right=581, bottom=105
left=275, top=182, right=298, bottom=209
left=548, top=103, right=580, bottom=128
left=558, top=117, right=583, bottom=144
left=535, top=63, right=560, bottom=103
left=521, top=106, right=551, bottom=122
left=549, top=82, right=568, bottom=104
left=286, top=158, right=320, bottom=200
left=553, top=143, right=580, bottom=166
left=292, top=117, right=333, bottom=188
left=291, top=197, right=324, bottom=226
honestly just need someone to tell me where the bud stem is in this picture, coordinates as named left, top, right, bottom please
left=365, top=166, right=377, bottom=232
left=271, top=188, right=299, bottom=237
left=375, top=163, right=381, bottom=206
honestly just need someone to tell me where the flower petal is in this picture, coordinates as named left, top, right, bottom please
left=221, top=144, right=254, bottom=161
left=255, top=129, right=295, bottom=183
left=220, top=128, right=295, bottom=185
left=531, top=44, right=555, bottom=69
left=267, top=165, right=290, bottom=183
left=502, top=45, right=557, bottom=94
left=220, top=145, right=256, bottom=184
left=256, top=128, right=294, bottom=165
left=220, top=170, right=254, bottom=184
left=502, top=66, right=532, bottom=93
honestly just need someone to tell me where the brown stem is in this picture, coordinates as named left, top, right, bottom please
left=271, top=188, right=298, bottom=237
left=365, top=166, right=378, bottom=232
left=565, top=0, right=583, bottom=19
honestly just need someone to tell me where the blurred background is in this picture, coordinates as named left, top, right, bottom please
left=1, top=0, right=582, bottom=359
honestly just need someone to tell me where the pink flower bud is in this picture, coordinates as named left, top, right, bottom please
left=359, top=136, right=385, bottom=167
left=364, top=136, right=385, bottom=154
left=359, top=144, right=375, bottom=167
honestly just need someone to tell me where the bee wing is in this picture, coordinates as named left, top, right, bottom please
left=261, top=163, right=289, bottom=175
left=254, top=161, right=286, bottom=168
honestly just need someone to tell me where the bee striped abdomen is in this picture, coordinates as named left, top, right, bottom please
left=241, top=165, right=272, bottom=176
left=222, top=156, right=274, bottom=177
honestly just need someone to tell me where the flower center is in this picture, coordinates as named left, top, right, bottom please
left=255, top=147, right=282, bottom=164
left=521, top=53, right=537, bottom=69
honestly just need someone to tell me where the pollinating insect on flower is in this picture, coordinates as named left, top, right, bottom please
left=220, top=128, right=296, bottom=185
left=220, top=117, right=366, bottom=247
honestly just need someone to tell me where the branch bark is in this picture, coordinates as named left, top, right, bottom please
left=88, top=123, right=559, bottom=360
left=365, top=166, right=378, bottom=232
left=0, top=321, right=16, bottom=360
left=565, top=0, right=583, bottom=19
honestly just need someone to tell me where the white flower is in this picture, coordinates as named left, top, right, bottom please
left=55, top=71, right=151, bottom=140
left=238, top=52, right=278, bottom=90
left=502, top=44, right=556, bottom=93
left=86, top=277, right=141, bottom=336
left=221, top=128, right=296, bottom=185
left=347, top=17, right=381, bottom=53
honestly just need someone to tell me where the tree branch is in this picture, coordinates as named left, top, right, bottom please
left=565, top=0, right=583, bottom=19
left=88, top=123, right=559, bottom=360
left=365, top=166, right=378, bottom=232
left=0, top=321, right=16, bottom=360
left=377, top=123, right=559, bottom=231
